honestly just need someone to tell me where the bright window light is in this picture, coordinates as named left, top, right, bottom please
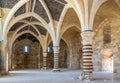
left=24, top=45, right=29, bottom=52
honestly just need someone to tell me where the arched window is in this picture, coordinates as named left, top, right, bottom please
left=24, top=45, right=29, bottom=53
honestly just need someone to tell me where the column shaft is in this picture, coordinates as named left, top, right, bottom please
left=79, top=31, right=94, bottom=81
left=43, top=52, right=47, bottom=70
left=0, top=41, right=9, bottom=75
left=82, top=44, right=93, bottom=73
left=38, top=45, right=41, bottom=69
left=52, top=46, right=60, bottom=72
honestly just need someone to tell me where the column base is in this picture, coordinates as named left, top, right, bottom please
left=52, top=68, right=60, bottom=72
left=0, top=70, right=9, bottom=76
left=41, top=67, right=47, bottom=70
left=78, top=72, right=94, bottom=81
left=43, top=67, right=47, bottom=70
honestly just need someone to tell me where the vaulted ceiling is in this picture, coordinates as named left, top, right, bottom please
left=1, top=0, right=120, bottom=45
left=1, top=0, right=67, bottom=38
left=94, top=0, right=120, bottom=31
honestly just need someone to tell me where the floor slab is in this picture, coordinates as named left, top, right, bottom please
left=0, top=69, right=120, bottom=83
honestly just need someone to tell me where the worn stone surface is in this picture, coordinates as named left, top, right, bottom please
left=35, top=25, right=47, bottom=35
left=81, top=31, right=94, bottom=45
left=93, top=21, right=120, bottom=73
left=46, top=40, right=68, bottom=68
left=34, top=0, right=49, bottom=23
left=0, top=0, right=20, bottom=8
left=12, top=38, right=41, bottom=69
left=22, top=17, right=40, bottom=22
left=17, top=26, right=39, bottom=36
left=62, top=28, right=82, bottom=69
left=17, top=26, right=29, bottom=33
left=31, top=17, right=40, bottom=22
left=45, top=0, right=66, bottom=21
left=10, top=22, right=25, bottom=31
left=17, top=33, right=39, bottom=42
left=61, top=8, right=81, bottom=30
left=1, top=70, right=120, bottom=83
left=59, top=39, right=68, bottom=68
left=30, top=0, right=34, bottom=12
left=103, top=26, right=111, bottom=44
left=14, top=4, right=26, bottom=17
left=29, top=26, right=39, bottom=36
left=58, top=0, right=67, bottom=4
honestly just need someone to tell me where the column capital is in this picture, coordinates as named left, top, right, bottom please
left=43, top=52, right=47, bottom=57
left=52, top=46, right=60, bottom=53
left=81, top=31, right=94, bottom=45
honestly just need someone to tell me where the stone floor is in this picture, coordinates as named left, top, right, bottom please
left=0, top=69, right=120, bottom=83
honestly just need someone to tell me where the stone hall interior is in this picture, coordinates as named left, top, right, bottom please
left=0, top=0, right=120, bottom=83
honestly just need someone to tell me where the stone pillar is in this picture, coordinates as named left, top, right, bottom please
left=0, top=11, right=8, bottom=75
left=0, top=41, right=8, bottom=75
left=52, top=46, right=60, bottom=72
left=43, top=52, right=47, bottom=70
left=38, top=45, right=41, bottom=69
left=0, top=41, right=3, bottom=70
left=79, top=31, right=94, bottom=81
left=0, top=17, right=2, bottom=41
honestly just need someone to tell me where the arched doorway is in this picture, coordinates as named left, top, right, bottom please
left=102, top=49, right=113, bottom=72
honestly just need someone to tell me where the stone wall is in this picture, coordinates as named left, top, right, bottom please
left=93, top=22, right=120, bottom=73
left=11, top=39, right=42, bottom=69
left=59, top=40, right=68, bottom=68
left=62, top=31, right=82, bottom=70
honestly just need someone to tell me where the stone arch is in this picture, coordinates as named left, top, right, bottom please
left=12, top=31, right=41, bottom=48
left=93, top=0, right=120, bottom=72
left=59, top=24, right=82, bottom=69
left=56, top=4, right=71, bottom=43
left=56, top=7, right=81, bottom=45
left=11, top=32, right=41, bottom=70
left=7, top=30, right=41, bottom=70
left=3, top=0, right=55, bottom=42
left=89, top=0, right=108, bottom=30
left=60, top=24, right=81, bottom=39
left=9, top=24, right=44, bottom=55
left=94, top=19, right=110, bottom=38
left=3, top=0, right=29, bottom=39
left=7, top=12, right=54, bottom=40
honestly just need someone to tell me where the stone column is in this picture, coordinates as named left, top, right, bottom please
left=0, top=41, right=4, bottom=70
left=0, top=16, right=6, bottom=74
left=43, top=52, right=47, bottom=70
left=38, top=45, right=41, bottom=69
left=0, top=41, right=8, bottom=75
left=0, top=17, right=2, bottom=41
left=52, top=46, right=60, bottom=72
left=79, top=31, right=94, bottom=81
left=0, top=10, right=8, bottom=75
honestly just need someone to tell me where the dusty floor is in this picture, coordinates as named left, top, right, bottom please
left=0, top=69, right=120, bottom=83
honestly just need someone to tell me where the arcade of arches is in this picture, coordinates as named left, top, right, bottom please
left=0, top=0, right=120, bottom=81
